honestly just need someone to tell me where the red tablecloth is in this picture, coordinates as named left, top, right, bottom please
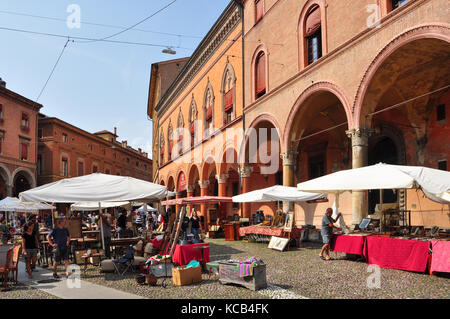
left=364, top=236, right=430, bottom=272
left=171, top=243, right=210, bottom=266
left=431, top=240, right=450, bottom=273
left=239, top=226, right=302, bottom=238
left=330, top=235, right=367, bottom=255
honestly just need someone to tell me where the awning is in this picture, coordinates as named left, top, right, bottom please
left=297, top=163, right=450, bottom=204
left=161, top=196, right=233, bottom=206
left=71, top=201, right=131, bottom=211
left=0, top=197, right=55, bottom=212
left=19, top=173, right=168, bottom=203
left=232, top=185, right=327, bottom=203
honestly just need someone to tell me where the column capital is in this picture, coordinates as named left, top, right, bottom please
left=198, top=180, right=210, bottom=189
left=186, top=184, right=195, bottom=193
left=280, top=150, right=298, bottom=166
left=215, top=174, right=229, bottom=184
left=346, top=127, right=374, bottom=147
left=238, top=165, right=253, bottom=178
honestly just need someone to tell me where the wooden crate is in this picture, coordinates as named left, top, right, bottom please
left=218, top=261, right=267, bottom=291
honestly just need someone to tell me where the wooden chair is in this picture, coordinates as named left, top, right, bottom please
left=0, top=247, right=13, bottom=289
left=9, top=245, right=22, bottom=284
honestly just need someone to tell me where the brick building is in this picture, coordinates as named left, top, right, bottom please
left=0, top=78, right=42, bottom=198
left=151, top=0, right=449, bottom=229
left=37, top=114, right=152, bottom=186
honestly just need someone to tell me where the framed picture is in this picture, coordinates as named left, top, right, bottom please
left=268, top=236, right=289, bottom=251
left=284, top=213, right=294, bottom=231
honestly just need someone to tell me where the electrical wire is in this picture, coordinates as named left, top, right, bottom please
left=75, top=0, right=178, bottom=44
left=0, top=8, right=202, bottom=39
left=36, top=38, right=72, bottom=102
left=293, top=84, right=450, bottom=142
left=0, top=25, right=193, bottom=50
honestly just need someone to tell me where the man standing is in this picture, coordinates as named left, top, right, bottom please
left=116, top=210, right=127, bottom=239
left=100, top=211, right=112, bottom=258
left=135, top=211, right=143, bottom=229
left=29, top=215, right=41, bottom=271
left=47, top=219, right=71, bottom=279
left=319, top=208, right=342, bottom=261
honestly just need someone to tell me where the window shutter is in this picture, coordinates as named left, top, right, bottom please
left=255, top=0, right=264, bottom=21
left=305, top=6, right=321, bottom=37
left=206, top=106, right=213, bottom=121
left=255, top=53, right=266, bottom=96
left=21, top=143, right=28, bottom=160
left=224, top=90, right=233, bottom=112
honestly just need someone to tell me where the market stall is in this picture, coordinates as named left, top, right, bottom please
left=19, top=173, right=168, bottom=256
left=297, top=163, right=450, bottom=274
left=233, top=185, right=327, bottom=246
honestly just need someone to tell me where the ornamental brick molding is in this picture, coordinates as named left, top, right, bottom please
left=283, top=81, right=353, bottom=151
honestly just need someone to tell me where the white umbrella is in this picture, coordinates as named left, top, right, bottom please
left=0, top=197, right=55, bottom=212
left=232, top=185, right=326, bottom=203
left=297, top=163, right=450, bottom=204
left=135, top=205, right=158, bottom=213
left=19, top=174, right=167, bottom=254
left=19, top=173, right=168, bottom=203
left=71, top=201, right=130, bottom=211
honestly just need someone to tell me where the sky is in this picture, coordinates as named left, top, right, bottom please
left=0, top=0, right=231, bottom=158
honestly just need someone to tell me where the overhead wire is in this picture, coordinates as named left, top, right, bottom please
left=36, top=37, right=72, bottom=102
left=75, top=0, right=178, bottom=44
left=293, top=84, right=450, bottom=142
left=0, top=25, right=194, bottom=50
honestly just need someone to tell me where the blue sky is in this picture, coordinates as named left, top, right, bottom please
left=0, top=0, right=230, bottom=158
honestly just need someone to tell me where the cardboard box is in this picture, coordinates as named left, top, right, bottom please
left=172, top=266, right=202, bottom=286
left=74, top=250, right=87, bottom=264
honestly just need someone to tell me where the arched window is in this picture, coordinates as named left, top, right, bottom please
left=255, top=51, right=266, bottom=99
left=255, top=0, right=264, bottom=23
left=189, top=95, right=198, bottom=147
left=203, top=82, right=215, bottom=137
left=390, top=0, right=408, bottom=11
left=222, top=62, right=236, bottom=125
left=160, top=130, right=165, bottom=165
left=177, top=109, right=184, bottom=156
left=305, top=5, right=322, bottom=65
left=167, top=121, right=173, bottom=161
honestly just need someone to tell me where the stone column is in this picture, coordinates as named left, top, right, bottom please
left=175, top=191, right=182, bottom=214
left=346, top=127, right=373, bottom=226
left=238, top=165, right=253, bottom=219
left=186, top=185, right=195, bottom=213
left=6, top=184, right=13, bottom=197
left=198, top=180, right=210, bottom=231
left=281, top=150, right=298, bottom=212
left=216, top=174, right=229, bottom=220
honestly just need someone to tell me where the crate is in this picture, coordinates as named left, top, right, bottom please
left=172, top=265, right=202, bottom=286
left=218, top=261, right=267, bottom=291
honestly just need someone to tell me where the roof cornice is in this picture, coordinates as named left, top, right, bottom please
left=155, top=0, right=241, bottom=116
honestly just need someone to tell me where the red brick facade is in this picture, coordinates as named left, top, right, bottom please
left=0, top=81, right=42, bottom=198
left=37, top=115, right=152, bottom=186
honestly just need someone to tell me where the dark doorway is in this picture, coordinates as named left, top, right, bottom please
left=368, top=137, right=398, bottom=213
left=13, top=173, right=31, bottom=197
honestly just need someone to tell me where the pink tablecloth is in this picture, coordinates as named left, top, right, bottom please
left=172, top=243, right=210, bottom=266
left=364, top=236, right=430, bottom=272
left=330, top=235, right=367, bottom=255
left=431, top=240, right=450, bottom=273
left=239, top=226, right=302, bottom=238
